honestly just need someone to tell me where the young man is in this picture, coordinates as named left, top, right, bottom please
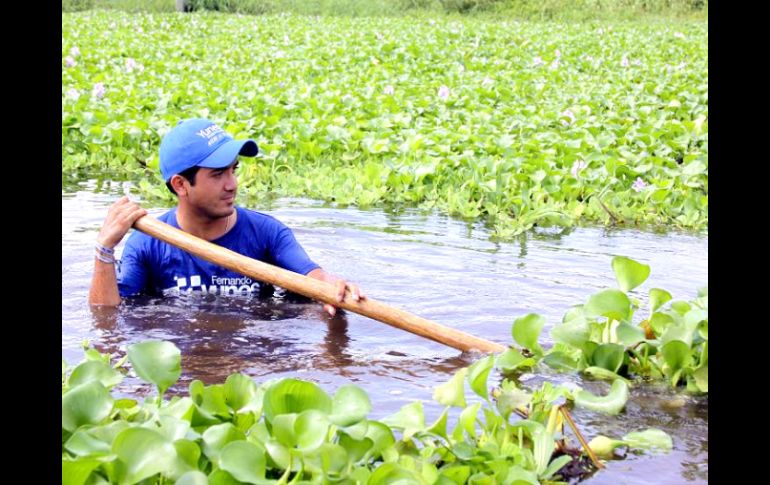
left=89, top=118, right=363, bottom=315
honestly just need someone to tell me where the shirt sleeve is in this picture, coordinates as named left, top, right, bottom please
left=117, top=233, right=150, bottom=297
left=269, top=222, right=321, bottom=276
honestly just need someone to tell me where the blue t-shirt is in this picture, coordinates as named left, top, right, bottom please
left=117, top=206, right=320, bottom=297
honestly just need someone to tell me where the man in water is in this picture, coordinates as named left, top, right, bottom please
left=89, top=118, right=364, bottom=315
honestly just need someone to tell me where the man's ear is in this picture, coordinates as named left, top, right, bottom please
left=170, top=175, right=188, bottom=197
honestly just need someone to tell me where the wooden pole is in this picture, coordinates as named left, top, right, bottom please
left=133, top=215, right=506, bottom=354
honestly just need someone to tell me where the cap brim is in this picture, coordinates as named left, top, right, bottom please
left=197, top=139, right=259, bottom=169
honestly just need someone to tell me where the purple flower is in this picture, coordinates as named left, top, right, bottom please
left=533, top=56, right=543, bottom=67
left=621, top=57, right=630, bottom=67
left=571, top=160, right=587, bottom=178
left=555, top=49, right=561, bottom=58
left=383, top=85, right=395, bottom=95
left=550, top=59, right=560, bottom=70
left=278, top=81, right=285, bottom=88
left=65, top=56, right=76, bottom=68
left=674, top=32, right=685, bottom=39
left=69, top=46, right=80, bottom=57
left=438, top=85, right=450, bottom=100
left=92, top=82, right=106, bottom=99
left=65, top=88, right=80, bottom=100
left=481, top=77, right=493, bottom=88
left=561, top=109, right=575, bottom=126
left=632, top=177, right=648, bottom=192
left=125, top=58, right=137, bottom=72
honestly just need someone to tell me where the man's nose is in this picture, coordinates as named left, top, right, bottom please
left=224, top=170, right=237, bottom=190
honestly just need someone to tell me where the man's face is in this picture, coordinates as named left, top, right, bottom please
left=184, top=159, right=239, bottom=219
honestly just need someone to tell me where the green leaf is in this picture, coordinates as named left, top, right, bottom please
left=295, top=409, right=331, bottom=452
left=451, top=402, right=481, bottom=441
left=468, top=355, right=495, bottom=400
left=112, top=427, right=176, bottom=484
left=68, top=360, right=123, bottom=389
left=339, top=433, right=374, bottom=463
left=191, top=381, right=231, bottom=419
left=339, top=419, right=369, bottom=441
left=433, top=368, right=467, bottom=408
left=661, top=324, right=693, bottom=347
left=495, top=349, right=537, bottom=373
left=62, top=381, right=114, bottom=432
left=170, top=439, right=201, bottom=480
left=574, top=379, right=629, bottom=415
left=363, top=421, right=395, bottom=458
left=262, top=379, right=332, bottom=422
left=649, top=311, right=675, bottom=335
left=541, top=454, right=572, bottom=480
left=583, top=366, right=632, bottom=385
left=202, top=423, right=246, bottom=464
left=512, top=313, right=545, bottom=355
left=661, top=340, right=692, bottom=385
left=612, top=256, right=650, bottom=292
left=62, top=458, right=102, bottom=485
left=551, top=312, right=590, bottom=349
left=494, top=381, right=532, bottom=419
left=503, top=466, right=539, bottom=485
left=208, top=469, right=243, bottom=485
left=622, top=428, right=673, bottom=453
left=160, top=396, right=195, bottom=421
left=65, top=427, right=115, bottom=457
left=219, top=440, right=267, bottom=484
left=542, top=351, right=582, bottom=371
left=127, top=340, right=181, bottom=396
left=591, top=344, right=625, bottom=373
left=381, top=401, right=425, bottom=441
left=585, top=289, right=631, bottom=321
left=532, top=424, right=555, bottom=475
left=698, top=320, right=708, bottom=340
left=223, top=374, right=259, bottom=413
left=440, top=465, right=471, bottom=484
left=693, top=364, right=708, bottom=392
left=150, top=415, right=191, bottom=442
left=616, top=322, right=646, bottom=346
left=649, top=288, right=672, bottom=313
left=425, top=407, right=449, bottom=440
left=176, top=471, right=209, bottom=485
left=368, top=462, right=420, bottom=485
left=330, top=384, right=371, bottom=427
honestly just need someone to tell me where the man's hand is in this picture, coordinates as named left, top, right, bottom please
left=307, top=268, right=366, bottom=316
left=97, top=196, right=148, bottom=249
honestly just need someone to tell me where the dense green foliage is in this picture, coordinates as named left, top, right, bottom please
left=62, top=11, right=707, bottom=237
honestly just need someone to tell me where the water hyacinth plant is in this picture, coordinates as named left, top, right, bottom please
left=62, top=330, right=674, bottom=484
left=62, top=11, right=707, bottom=238
left=507, top=256, right=707, bottom=394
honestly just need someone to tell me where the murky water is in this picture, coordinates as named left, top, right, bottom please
left=62, top=180, right=707, bottom=483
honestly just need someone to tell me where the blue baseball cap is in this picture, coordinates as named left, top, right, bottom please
left=159, top=118, right=259, bottom=181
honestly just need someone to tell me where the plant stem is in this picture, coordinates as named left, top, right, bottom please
left=559, top=405, right=604, bottom=470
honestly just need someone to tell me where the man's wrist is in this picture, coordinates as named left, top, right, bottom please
left=95, top=238, right=116, bottom=251
left=95, top=241, right=116, bottom=264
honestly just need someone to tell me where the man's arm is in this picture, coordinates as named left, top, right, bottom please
left=88, top=197, right=147, bottom=306
left=307, top=268, right=365, bottom=317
